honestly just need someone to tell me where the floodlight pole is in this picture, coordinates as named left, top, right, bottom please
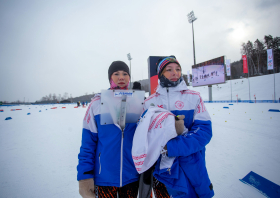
left=248, top=55, right=251, bottom=102
left=188, top=11, right=197, bottom=66
left=230, top=75, right=232, bottom=102
left=192, top=22, right=196, bottom=65
left=127, top=53, right=132, bottom=89
left=273, top=49, right=276, bottom=103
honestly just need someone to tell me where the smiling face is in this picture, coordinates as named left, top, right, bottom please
left=162, top=63, right=182, bottom=81
left=111, top=70, right=130, bottom=88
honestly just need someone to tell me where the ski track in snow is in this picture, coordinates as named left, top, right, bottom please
left=0, top=77, right=280, bottom=198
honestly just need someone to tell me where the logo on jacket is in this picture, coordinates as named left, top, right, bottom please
left=175, top=101, right=184, bottom=109
left=157, top=105, right=163, bottom=108
left=114, top=91, right=133, bottom=97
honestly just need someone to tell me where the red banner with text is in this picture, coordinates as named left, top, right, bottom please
left=242, top=55, right=248, bottom=73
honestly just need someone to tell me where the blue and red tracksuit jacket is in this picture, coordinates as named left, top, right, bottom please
left=144, top=81, right=214, bottom=198
left=77, top=93, right=139, bottom=187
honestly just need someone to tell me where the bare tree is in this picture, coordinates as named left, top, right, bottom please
left=264, top=35, right=273, bottom=49
left=48, top=93, right=52, bottom=101
left=52, top=93, right=57, bottom=101
left=254, top=39, right=265, bottom=74
left=63, top=92, right=68, bottom=100
left=58, top=94, right=61, bottom=101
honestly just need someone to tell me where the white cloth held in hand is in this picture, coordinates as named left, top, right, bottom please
left=132, top=106, right=177, bottom=174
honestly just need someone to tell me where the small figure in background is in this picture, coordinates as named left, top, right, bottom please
left=132, top=81, right=141, bottom=90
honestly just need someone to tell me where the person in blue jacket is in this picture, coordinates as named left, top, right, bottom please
left=77, top=61, right=140, bottom=198
left=143, top=56, right=214, bottom=198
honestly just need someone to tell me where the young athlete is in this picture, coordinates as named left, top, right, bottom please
left=77, top=61, right=140, bottom=198
left=144, top=56, right=214, bottom=198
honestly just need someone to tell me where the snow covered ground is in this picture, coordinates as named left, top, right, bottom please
left=192, top=73, right=280, bottom=101
left=0, top=74, right=280, bottom=198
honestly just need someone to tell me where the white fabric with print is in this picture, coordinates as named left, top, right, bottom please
left=132, top=106, right=177, bottom=174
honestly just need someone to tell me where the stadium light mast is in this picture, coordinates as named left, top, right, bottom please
left=127, top=53, right=132, bottom=89
left=187, top=11, right=197, bottom=66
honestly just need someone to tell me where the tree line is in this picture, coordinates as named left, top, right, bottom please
left=40, top=92, right=70, bottom=102
left=229, top=35, right=280, bottom=80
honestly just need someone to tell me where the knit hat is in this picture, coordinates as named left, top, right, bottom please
left=132, top=82, right=141, bottom=90
left=156, top=56, right=181, bottom=77
left=108, top=61, right=130, bottom=81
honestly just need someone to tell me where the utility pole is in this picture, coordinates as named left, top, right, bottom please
left=127, top=53, right=132, bottom=89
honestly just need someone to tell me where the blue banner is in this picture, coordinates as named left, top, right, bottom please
left=240, top=171, right=280, bottom=198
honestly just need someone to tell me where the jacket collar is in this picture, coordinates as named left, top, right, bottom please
left=156, top=80, right=188, bottom=95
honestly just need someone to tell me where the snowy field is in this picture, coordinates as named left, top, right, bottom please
left=0, top=102, right=280, bottom=198
left=192, top=73, right=280, bottom=101
left=1, top=74, right=280, bottom=198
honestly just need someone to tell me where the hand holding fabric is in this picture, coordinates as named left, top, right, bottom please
left=175, top=115, right=185, bottom=135
left=79, top=178, right=96, bottom=198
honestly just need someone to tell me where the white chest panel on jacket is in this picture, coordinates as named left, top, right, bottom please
left=144, top=81, right=211, bottom=122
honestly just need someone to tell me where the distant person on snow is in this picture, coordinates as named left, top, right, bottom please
left=141, top=56, right=214, bottom=198
left=77, top=61, right=140, bottom=198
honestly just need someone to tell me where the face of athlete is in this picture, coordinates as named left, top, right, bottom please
left=111, top=70, right=130, bottom=88
left=162, top=63, right=182, bottom=81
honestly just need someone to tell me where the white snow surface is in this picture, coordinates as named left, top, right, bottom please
left=0, top=74, right=280, bottom=198
left=191, top=73, right=280, bottom=101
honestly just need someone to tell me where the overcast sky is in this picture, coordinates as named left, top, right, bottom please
left=1, top=0, right=279, bottom=102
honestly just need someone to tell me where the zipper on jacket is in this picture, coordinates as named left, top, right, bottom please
left=99, top=152, right=101, bottom=174
left=120, top=128, right=124, bottom=187
left=167, top=168, right=171, bottom=175
left=167, top=88, right=170, bottom=110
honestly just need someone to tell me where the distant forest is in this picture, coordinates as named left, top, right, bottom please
left=228, top=35, right=280, bottom=80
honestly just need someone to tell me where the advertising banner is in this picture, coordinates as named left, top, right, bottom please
left=226, top=59, right=231, bottom=76
left=242, top=55, right=248, bottom=73
left=267, top=49, right=274, bottom=70
left=148, top=56, right=166, bottom=95
left=191, top=56, right=225, bottom=87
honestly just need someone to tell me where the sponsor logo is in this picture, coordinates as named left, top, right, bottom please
left=175, top=101, right=184, bottom=109
left=114, top=91, right=133, bottom=97
left=157, top=105, right=163, bottom=108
